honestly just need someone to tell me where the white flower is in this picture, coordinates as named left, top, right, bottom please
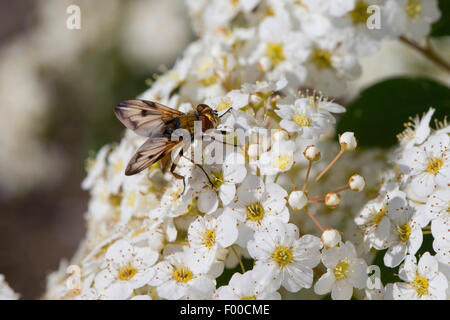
left=224, top=175, right=289, bottom=246
left=384, top=196, right=422, bottom=268
left=214, top=270, right=281, bottom=300
left=106, top=141, right=135, bottom=195
left=314, top=241, right=368, bottom=300
left=196, top=152, right=247, bottom=213
left=275, top=98, right=334, bottom=139
left=397, top=108, right=434, bottom=148
left=82, top=145, right=110, bottom=190
left=188, top=213, right=238, bottom=272
left=303, top=0, right=355, bottom=17
left=426, top=189, right=450, bottom=264
left=385, top=0, right=441, bottom=42
left=94, top=240, right=158, bottom=299
left=0, top=274, right=19, bottom=300
left=397, top=133, right=449, bottom=198
left=258, top=140, right=296, bottom=175
left=392, top=253, right=447, bottom=300
left=151, top=247, right=216, bottom=300
left=248, top=219, right=322, bottom=293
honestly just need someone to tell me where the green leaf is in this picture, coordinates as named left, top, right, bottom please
left=215, top=257, right=254, bottom=287
left=431, top=0, right=450, bottom=37
left=337, top=77, right=450, bottom=148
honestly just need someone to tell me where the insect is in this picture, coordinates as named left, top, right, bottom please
left=114, top=100, right=231, bottom=180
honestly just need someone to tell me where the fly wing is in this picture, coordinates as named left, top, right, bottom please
left=125, top=136, right=181, bottom=175
left=114, top=100, right=183, bottom=137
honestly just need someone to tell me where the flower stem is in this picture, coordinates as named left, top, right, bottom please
left=231, top=246, right=246, bottom=274
left=399, top=36, right=450, bottom=73
left=307, top=150, right=343, bottom=192
left=304, top=207, right=325, bottom=232
left=302, top=160, right=312, bottom=192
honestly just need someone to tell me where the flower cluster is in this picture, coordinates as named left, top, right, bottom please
left=357, top=108, right=449, bottom=300
left=41, top=0, right=446, bottom=300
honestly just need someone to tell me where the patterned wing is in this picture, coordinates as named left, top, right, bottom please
left=114, top=100, right=183, bottom=137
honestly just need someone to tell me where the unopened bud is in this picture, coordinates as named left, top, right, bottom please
left=321, top=228, right=341, bottom=249
left=303, top=145, right=321, bottom=161
left=339, top=132, right=357, bottom=151
left=288, top=190, right=308, bottom=210
left=325, top=192, right=341, bottom=208
left=349, top=174, right=365, bottom=192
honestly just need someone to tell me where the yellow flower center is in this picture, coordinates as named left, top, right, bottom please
left=271, top=246, right=293, bottom=267
left=405, top=0, right=422, bottom=18
left=210, top=171, right=224, bottom=189
left=411, top=275, right=429, bottom=296
left=217, top=98, right=232, bottom=111
left=373, top=206, right=386, bottom=225
left=333, top=261, right=350, bottom=280
left=112, top=160, right=123, bottom=174
left=118, top=264, right=136, bottom=281
left=427, top=157, right=443, bottom=175
left=396, top=223, right=411, bottom=243
left=293, top=113, right=311, bottom=127
left=109, top=194, right=122, bottom=207
left=274, top=155, right=291, bottom=170
left=173, top=266, right=193, bottom=283
left=312, top=49, right=332, bottom=69
left=350, top=1, right=370, bottom=24
left=200, top=74, right=218, bottom=86
left=241, top=296, right=257, bottom=300
left=203, top=229, right=216, bottom=248
left=125, top=191, right=137, bottom=207
left=246, top=203, right=265, bottom=221
left=266, top=43, right=285, bottom=66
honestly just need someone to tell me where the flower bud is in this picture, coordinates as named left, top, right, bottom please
left=288, top=190, right=308, bottom=210
left=321, top=228, right=341, bottom=249
left=303, top=145, right=321, bottom=161
left=325, top=192, right=341, bottom=208
left=339, top=132, right=357, bottom=151
left=349, top=174, right=365, bottom=192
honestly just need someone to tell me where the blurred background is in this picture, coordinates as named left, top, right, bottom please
left=0, top=0, right=448, bottom=300
left=0, top=0, right=193, bottom=299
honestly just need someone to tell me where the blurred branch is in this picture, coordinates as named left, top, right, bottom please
left=399, top=36, right=450, bottom=73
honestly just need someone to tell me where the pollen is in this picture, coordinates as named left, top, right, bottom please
left=118, top=264, right=136, bottom=281
left=246, top=203, right=265, bottom=222
left=396, top=223, right=411, bottom=243
left=112, top=160, right=123, bottom=174
left=427, top=157, right=443, bottom=175
left=373, top=206, right=386, bottom=225
left=312, top=49, right=332, bottom=69
left=333, top=260, right=350, bottom=280
left=266, top=43, right=285, bottom=66
left=210, top=171, right=224, bottom=189
left=217, top=98, right=232, bottom=111
left=411, top=275, right=429, bottom=296
left=274, top=155, right=291, bottom=170
left=350, top=1, right=370, bottom=24
left=241, top=296, right=257, bottom=300
left=405, top=0, right=422, bottom=19
left=202, top=229, right=216, bottom=248
left=125, top=191, right=137, bottom=207
left=293, top=113, right=311, bottom=127
left=109, top=194, right=122, bottom=207
left=173, top=266, right=193, bottom=283
left=271, top=246, right=293, bottom=267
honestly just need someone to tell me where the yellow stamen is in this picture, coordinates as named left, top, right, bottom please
left=405, top=0, right=422, bottom=19
left=266, top=43, right=285, bottom=65
left=246, top=203, right=265, bottom=222
left=271, top=246, right=293, bottom=267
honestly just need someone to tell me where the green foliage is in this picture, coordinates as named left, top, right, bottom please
left=216, top=257, right=254, bottom=287
left=431, top=0, right=450, bottom=37
left=337, top=77, right=450, bottom=148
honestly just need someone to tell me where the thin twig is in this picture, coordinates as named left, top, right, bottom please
left=399, top=36, right=450, bottom=73
left=231, top=246, right=246, bottom=274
